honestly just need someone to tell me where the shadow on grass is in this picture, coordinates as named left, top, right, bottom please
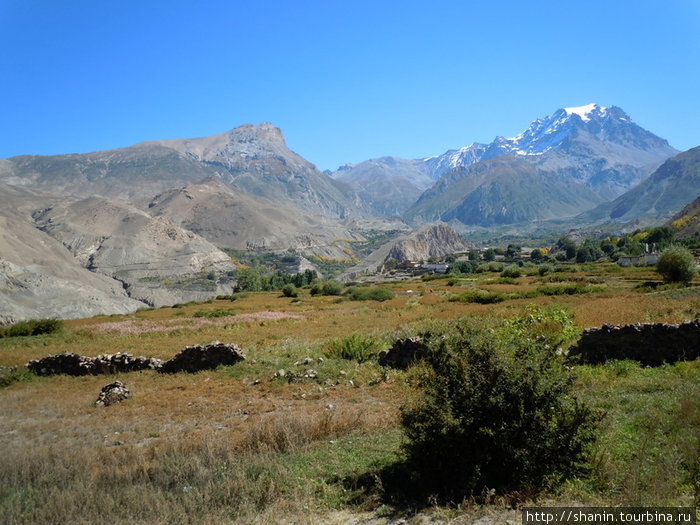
left=337, top=460, right=537, bottom=514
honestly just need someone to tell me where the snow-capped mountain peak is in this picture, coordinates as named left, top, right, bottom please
left=423, top=103, right=648, bottom=178
left=564, top=103, right=605, bottom=121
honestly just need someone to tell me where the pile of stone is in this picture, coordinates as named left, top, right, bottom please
left=159, top=341, right=245, bottom=373
left=568, top=320, right=700, bottom=366
left=378, top=337, right=427, bottom=369
left=27, top=352, right=163, bottom=376
left=95, top=381, right=131, bottom=407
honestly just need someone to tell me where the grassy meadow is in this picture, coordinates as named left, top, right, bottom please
left=1, top=262, right=698, bottom=523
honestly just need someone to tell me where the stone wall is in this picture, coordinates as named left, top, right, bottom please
left=28, top=353, right=163, bottom=376
left=568, top=320, right=700, bottom=366
left=26, top=341, right=245, bottom=376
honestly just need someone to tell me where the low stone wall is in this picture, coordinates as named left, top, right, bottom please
left=568, top=320, right=700, bottom=366
left=28, top=352, right=163, bottom=376
left=159, top=341, right=245, bottom=373
left=26, top=341, right=245, bottom=376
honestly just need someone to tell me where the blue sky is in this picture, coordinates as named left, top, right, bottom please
left=1, top=0, right=699, bottom=171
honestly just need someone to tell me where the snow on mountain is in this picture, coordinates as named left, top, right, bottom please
left=422, top=103, right=649, bottom=178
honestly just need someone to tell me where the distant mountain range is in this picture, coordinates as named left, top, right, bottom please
left=0, top=106, right=698, bottom=322
left=335, top=104, right=680, bottom=225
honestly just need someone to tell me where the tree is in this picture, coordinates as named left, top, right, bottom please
left=235, top=267, right=262, bottom=291
left=483, top=248, right=496, bottom=261
left=656, top=245, right=697, bottom=282
left=557, top=236, right=577, bottom=260
left=505, top=244, right=521, bottom=259
left=530, top=248, right=544, bottom=262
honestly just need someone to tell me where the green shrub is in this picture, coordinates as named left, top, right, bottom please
left=281, top=284, right=298, bottom=298
left=400, top=320, right=598, bottom=500
left=506, top=304, right=579, bottom=349
left=500, top=265, right=522, bottom=278
left=656, top=245, right=697, bottom=283
left=310, top=280, right=344, bottom=296
left=1, top=318, right=63, bottom=338
left=449, top=289, right=507, bottom=304
left=193, top=309, right=235, bottom=318
left=324, top=333, right=384, bottom=363
left=538, top=264, right=553, bottom=276
left=322, top=280, right=344, bottom=296
left=347, top=286, right=395, bottom=302
left=488, top=262, right=504, bottom=272
left=535, top=283, right=604, bottom=296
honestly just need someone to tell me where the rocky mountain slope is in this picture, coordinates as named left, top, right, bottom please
left=408, top=155, right=603, bottom=226
left=32, top=196, right=236, bottom=307
left=331, top=157, right=435, bottom=216
left=0, top=123, right=366, bottom=219
left=667, top=193, right=700, bottom=240
left=0, top=124, right=378, bottom=321
left=580, top=146, right=700, bottom=223
left=144, top=179, right=362, bottom=252
left=0, top=185, right=146, bottom=323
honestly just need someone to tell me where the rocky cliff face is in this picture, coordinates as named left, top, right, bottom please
left=386, top=223, right=471, bottom=262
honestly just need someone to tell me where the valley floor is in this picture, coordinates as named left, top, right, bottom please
left=1, top=263, right=698, bottom=524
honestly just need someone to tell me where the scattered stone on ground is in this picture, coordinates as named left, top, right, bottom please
left=95, top=381, right=131, bottom=407
left=569, top=319, right=700, bottom=365
left=159, top=340, right=245, bottom=373
left=27, top=352, right=163, bottom=376
left=378, top=337, right=427, bottom=369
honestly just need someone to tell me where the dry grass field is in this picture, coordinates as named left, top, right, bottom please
left=1, top=263, right=698, bottom=524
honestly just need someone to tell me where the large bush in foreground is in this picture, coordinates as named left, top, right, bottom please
left=400, top=320, right=598, bottom=501
left=656, top=245, right=697, bottom=282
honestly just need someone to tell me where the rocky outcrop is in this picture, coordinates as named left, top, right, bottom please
left=386, top=223, right=471, bottom=263
left=95, top=381, right=131, bottom=407
left=159, top=341, right=245, bottom=373
left=378, top=337, right=427, bottom=369
left=341, top=222, right=472, bottom=281
left=568, top=320, right=700, bottom=366
left=27, top=352, right=163, bottom=376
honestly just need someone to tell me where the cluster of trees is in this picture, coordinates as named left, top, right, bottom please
left=552, top=226, right=682, bottom=263
left=235, top=268, right=318, bottom=292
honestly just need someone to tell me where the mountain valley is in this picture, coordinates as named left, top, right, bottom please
left=1, top=105, right=698, bottom=322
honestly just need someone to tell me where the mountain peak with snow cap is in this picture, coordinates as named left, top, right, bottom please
left=422, top=103, right=672, bottom=180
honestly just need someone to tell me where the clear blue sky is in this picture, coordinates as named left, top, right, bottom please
left=1, top=0, right=699, bottom=171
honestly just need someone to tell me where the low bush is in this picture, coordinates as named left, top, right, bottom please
left=346, top=286, right=395, bottom=302
left=324, top=333, right=385, bottom=363
left=656, top=245, right=697, bottom=283
left=193, top=309, right=235, bottom=318
left=399, top=319, right=599, bottom=501
left=310, top=280, right=344, bottom=296
left=506, top=304, right=579, bottom=349
left=281, top=284, right=298, bottom=298
left=535, top=283, right=605, bottom=296
left=0, top=318, right=62, bottom=338
left=501, top=265, right=522, bottom=278
left=449, top=289, right=508, bottom=304
left=538, top=264, right=554, bottom=276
